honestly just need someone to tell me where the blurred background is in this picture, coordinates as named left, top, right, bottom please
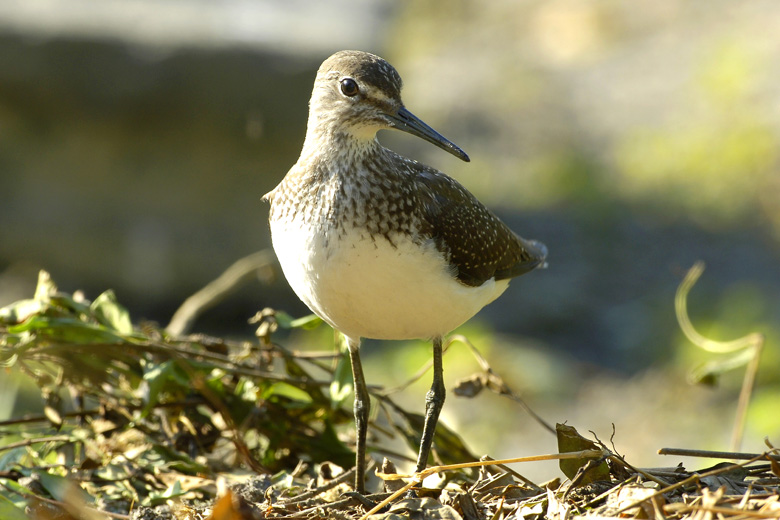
left=1, top=0, right=779, bottom=480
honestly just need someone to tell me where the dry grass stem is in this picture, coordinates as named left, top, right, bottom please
left=675, top=261, right=766, bottom=452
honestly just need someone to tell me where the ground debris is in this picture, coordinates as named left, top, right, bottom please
left=1, top=273, right=779, bottom=519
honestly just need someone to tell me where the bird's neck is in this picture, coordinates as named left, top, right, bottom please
left=300, top=125, right=385, bottom=173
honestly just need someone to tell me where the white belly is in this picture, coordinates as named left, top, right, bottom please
left=270, top=218, right=509, bottom=341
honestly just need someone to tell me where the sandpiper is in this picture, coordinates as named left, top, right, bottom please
left=264, top=50, right=547, bottom=493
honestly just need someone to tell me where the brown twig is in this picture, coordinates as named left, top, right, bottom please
left=607, top=454, right=671, bottom=487
left=0, top=435, right=72, bottom=453
left=614, top=449, right=780, bottom=516
left=668, top=504, right=780, bottom=518
left=659, top=447, right=780, bottom=462
left=479, top=455, right=544, bottom=492
left=275, top=465, right=358, bottom=506
left=0, top=399, right=209, bottom=429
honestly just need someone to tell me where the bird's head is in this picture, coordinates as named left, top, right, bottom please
left=306, top=50, right=469, bottom=162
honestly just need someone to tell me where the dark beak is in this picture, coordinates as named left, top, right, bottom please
left=386, top=106, right=470, bottom=162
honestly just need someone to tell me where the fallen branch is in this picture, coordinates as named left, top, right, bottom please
left=659, top=447, right=780, bottom=461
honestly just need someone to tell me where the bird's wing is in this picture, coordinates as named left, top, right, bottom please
left=416, top=168, right=547, bottom=287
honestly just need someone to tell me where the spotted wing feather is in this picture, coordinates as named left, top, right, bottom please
left=416, top=168, right=547, bottom=287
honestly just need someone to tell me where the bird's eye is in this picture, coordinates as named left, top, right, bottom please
left=340, top=78, right=359, bottom=97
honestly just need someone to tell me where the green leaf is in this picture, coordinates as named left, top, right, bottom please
left=92, top=462, right=134, bottom=482
left=34, top=470, right=95, bottom=505
left=275, top=311, right=322, bottom=330
left=288, top=314, right=323, bottom=330
left=6, top=315, right=50, bottom=334
left=91, top=290, right=133, bottom=334
left=50, top=294, right=92, bottom=317
left=263, top=382, right=313, bottom=404
left=0, top=299, right=45, bottom=324
left=273, top=311, right=295, bottom=329
left=143, top=445, right=209, bottom=474
left=33, top=270, right=57, bottom=302
left=143, top=480, right=185, bottom=506
left=140, top=360, right=190, bottom=416
left=0, top=493, right=27, bottom=520
left=329, top=351, right=353, bottom=409
left=8, top=316, right=126, bottom=344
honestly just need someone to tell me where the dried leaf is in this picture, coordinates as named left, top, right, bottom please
left=770, top=458, right=780, bottom=478
left=208, top=491, right=246, bottom=520
left=545, top=487, right=570, bottom=520
left=368, top=497, right=463, bottom=520
left=607, top=484, right=664, bottom=518
left=381, top=458, right=406, bottom=493
left=556, top=424, right=610, bottom=485
left=452, top=374, right=485, bottom=398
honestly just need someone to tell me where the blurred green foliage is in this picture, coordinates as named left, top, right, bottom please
left=0, top=272, right=480, bottom=515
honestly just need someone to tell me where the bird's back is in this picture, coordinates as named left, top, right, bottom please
left=398, top=153, right=547, bottom=287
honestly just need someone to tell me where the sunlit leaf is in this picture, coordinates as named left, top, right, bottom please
left=91, top=290, right=133, bottom=335
left=263, top=382, right=313, bottom=404
left=275, top=312, right=322, bottom=330
left=0, top=299, right=45, bottom=324
left=288, top=314, right=322, bottom=330
left=0, top=494, right=27, bottom=520
left=7, top=316, right=126, bottom=344
left=143, top=480, right=185, bottom=506
left=33, top=270, right=57, bottom=302
left=43, top=406, right=62, bottom=428
left=329, top=351, right=353, bottom=409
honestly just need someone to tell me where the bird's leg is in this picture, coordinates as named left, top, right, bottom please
left=414, top=335, right=446, bottom=474
left=347, top=336, right=370, bottom=494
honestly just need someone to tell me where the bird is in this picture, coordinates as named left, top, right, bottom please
left=263, top=50, right=547, bottom=494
